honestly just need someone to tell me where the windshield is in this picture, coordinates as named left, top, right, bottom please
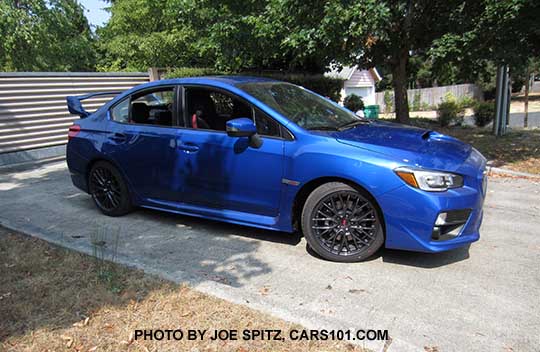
left=237, top=82, right=361, bottom=130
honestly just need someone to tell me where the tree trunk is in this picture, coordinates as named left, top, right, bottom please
left=392, top=50, right=410, bottom=124
left=524, top=66, right=530, bottom=128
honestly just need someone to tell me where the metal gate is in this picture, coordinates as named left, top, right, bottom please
left=0, top=72, right=149, bottom=155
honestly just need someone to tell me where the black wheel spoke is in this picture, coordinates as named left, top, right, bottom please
left=90, top=167, right=123, bottom=212
left=310, top=190, right=379, bottom=257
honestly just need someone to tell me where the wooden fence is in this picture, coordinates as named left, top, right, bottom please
left=375, top=83, right=483, bottom=112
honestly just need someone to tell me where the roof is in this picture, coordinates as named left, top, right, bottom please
left=326, top=66, right=356, bottom=80
left=325, top=66, right=382, bottom=83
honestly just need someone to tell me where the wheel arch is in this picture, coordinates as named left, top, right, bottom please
left=291, top=176, right=386, bottom=235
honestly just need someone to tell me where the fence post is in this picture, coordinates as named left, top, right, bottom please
left=148, top=67, right=159, bottom=81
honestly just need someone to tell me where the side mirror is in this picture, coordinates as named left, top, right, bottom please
left=226, top=118, right=256, bottom=137
left=226, top=117, right=263, bottom=148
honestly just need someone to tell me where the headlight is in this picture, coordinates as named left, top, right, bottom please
left=394, top=167, right=464, bottom=192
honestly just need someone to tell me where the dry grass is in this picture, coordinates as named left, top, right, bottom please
left=409, top=118, right=540, bottom=174
left=0, top=227, right=365, bottom=352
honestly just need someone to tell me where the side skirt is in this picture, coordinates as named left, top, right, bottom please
left=139, top=198, right=288, bottom=233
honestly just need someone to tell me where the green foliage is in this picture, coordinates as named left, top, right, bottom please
left=429, top=1, right=539, bottom=90
left=421, top=102, right=432, bottom=111
left=384, top=90, right=394, bottom=113
left=511, top=78, right=524, bottom=93
left=165, top=67, right=226, bottom=78
left=411, top=92, right=422, bottom=111
left=94, top=0, right=538, bottom=126
left=166, top=68, right=344, bottom=101
left=437, top=94, right=464, bottom=127
left=0, top=0, right=95, bottom=71
left=265, top=74, right=343, bottom=102
left=343, top=94, right=365, bottom=112
left=473, top=101, right=495, bottom=127
left=91, top=225, right=123, bottom=294
left=458, top=95, right=477, bottom=109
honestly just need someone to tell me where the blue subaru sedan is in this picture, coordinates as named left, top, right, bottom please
left=66, top=76, right=487, bottom=262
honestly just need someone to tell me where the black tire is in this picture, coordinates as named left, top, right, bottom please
left=301, top=182, right=384, bottom=262
left=88, top=161, right=133, bottom=216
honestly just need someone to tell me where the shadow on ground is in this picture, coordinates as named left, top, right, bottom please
left=306, top=242, right=470, bottom=268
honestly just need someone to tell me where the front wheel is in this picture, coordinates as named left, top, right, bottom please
left=301, top=182, right=384, bottom=262
left=88, top=161, right=133, bottom=217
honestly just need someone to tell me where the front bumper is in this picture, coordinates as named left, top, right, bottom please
left=379, top=175, right=486, bottom=253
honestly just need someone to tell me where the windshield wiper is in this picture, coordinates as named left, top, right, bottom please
left=338, top=119, right=370, bottom=131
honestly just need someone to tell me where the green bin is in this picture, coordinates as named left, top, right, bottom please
left=364, top=105, right=380, bottom=119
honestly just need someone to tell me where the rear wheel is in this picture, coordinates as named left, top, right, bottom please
left=88, top=161, right=133, bottom=216
left=301, top=182, right=384, bottom=262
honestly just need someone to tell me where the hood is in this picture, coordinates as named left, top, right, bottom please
left=319, top=120, right=473, bottom=172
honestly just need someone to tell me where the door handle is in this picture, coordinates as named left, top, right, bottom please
left=178, top=143, right=199, bottom=152
left=110, top=132, right=127, bottom=143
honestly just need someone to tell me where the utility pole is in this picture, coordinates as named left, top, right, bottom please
left=524, top=65, right=531, bottom=128
left=493, top=65, right=510, bottom=136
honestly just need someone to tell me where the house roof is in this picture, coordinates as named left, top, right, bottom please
left=325, top=66, right=382, bottom=83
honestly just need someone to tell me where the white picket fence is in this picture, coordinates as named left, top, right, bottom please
left=375, top=84, right=483, bottom=112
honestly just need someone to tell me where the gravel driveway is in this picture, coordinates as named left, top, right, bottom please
left=1, top=161, right=538, bottom=351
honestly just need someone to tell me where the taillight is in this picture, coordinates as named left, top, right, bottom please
left=68, top=124, right=81, bottom=140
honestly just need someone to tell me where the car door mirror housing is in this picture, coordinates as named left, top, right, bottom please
left=226, top=118, right=257, bottom=137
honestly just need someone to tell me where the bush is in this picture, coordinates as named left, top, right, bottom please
left=437, top=95, right=464, bottom=127
left=343, top=94, right=364, bottom=112
left=165, top=67, right=226, bottom=78
left=411, top=92, right=421, bottom=111
left=511, top=77, right=524, bottom=93
left=421, top=102, right=432, bottom=111
left=383, top=90, right=394, bottom=113
left=458, top=95, right=477, bottom=109
left=473, top=101, right=495, bottom=127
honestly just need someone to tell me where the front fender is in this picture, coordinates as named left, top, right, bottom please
left=276, top=135, right=404, bottom=231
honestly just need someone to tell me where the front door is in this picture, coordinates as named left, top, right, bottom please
left=177, top=86, right=285, bottom=217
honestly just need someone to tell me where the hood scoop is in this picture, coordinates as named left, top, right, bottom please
left=421, top=130, right=433, bottom=140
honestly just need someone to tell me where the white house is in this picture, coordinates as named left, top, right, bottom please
left=325, top=66, right=382, bottom=105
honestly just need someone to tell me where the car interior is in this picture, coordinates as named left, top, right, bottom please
left=186, top=88, right=253, bottom=131
left=115, top=86, right=282, bottom=137
left=129, top=89, right=174, bottom=127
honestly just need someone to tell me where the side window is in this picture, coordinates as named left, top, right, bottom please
left=110, top=98, right=129, bottom=123
left=130, top=88, right=174, bottom=127
left=185, top=87, right=253, bottom=131
left=254, top=108, right=281, bottom=137
left=111, top=87, right=175, bottom=127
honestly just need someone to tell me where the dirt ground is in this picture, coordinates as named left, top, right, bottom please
left=0, top=228, right=364, bottom=352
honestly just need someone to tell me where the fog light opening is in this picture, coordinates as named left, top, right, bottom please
left=431, top=209, right=471, bottom=241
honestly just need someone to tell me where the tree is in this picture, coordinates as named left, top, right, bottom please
left=97, top=0, right=538, bottom=126
left=0, top=0, right=96, bottom=71
left=256, top=0, right=495, bottom=124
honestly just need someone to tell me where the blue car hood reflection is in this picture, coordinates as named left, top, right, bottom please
left=320, top=120, right=472, bottom=172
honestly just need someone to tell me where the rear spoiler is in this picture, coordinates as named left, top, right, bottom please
left=66, top=91, right=122, bottom=118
